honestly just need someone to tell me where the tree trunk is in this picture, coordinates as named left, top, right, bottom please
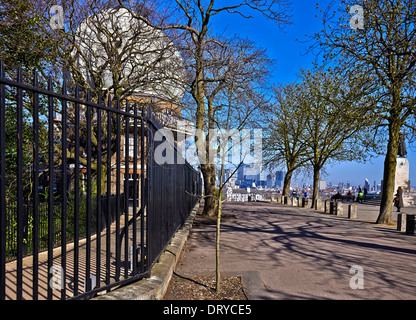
left=377, top=121, right=401, bottom=224
left=312, top=166, right=320, bottom=208
left=201, top=163, right=216, bottom=217
left=200, top=81, right=217, bottom=217
left=282, top=169, right=293, bottom=196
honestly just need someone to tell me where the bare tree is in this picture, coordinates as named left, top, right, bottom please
left=119, top=0, right=292, bottom=216
left=263, top=83, right=311, bottom=196
left=183, top=34, right=273, bottom=291
left=300, top=68, right=376, bottom=206
left=264, top=67, right=375, bottom=205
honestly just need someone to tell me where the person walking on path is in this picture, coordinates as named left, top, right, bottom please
left=394, top=186, right=404, bottom=212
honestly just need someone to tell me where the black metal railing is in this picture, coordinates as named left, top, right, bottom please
left=0, top=61, right=202, bottom=300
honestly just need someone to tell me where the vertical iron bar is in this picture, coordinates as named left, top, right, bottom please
left=47, top=76, right=55, bottom=300
left=85, top=89, right=92, bottom=292
left=148, top=107, right=153, bottom=269
left=105, top=96, right=112, bottom=287
left=140, top=106, right=145, bottom=274
left=32, top=71, right=40, bottom=300
left=132, top=103, right=138, bottom=275
left=124, top=102, right=129, bottom=279
left=96, top=94, right=102, bottom=289
left=16, top=67, right=24, bottom=300
left=61, top=80, right=68, bottom=300
left=0, top=61, right=6, bottom=300
left=73, top=85, right=80, bottom=297
left=115, top=98, right=121, bottom=281
left=148, top=107, right=153, bottom=270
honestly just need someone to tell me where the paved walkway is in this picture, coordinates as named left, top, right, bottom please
left=174, top=201, right=416, bottom=300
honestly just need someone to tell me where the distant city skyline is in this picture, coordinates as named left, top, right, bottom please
left=290, top=152, right=416, bottom=189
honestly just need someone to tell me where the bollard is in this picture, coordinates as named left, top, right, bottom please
left=293, top=197, right=299, bottom=207
left=271, top=195, right=276, bottom=202
left=406, top=214, right=416, bottom=235
left=325, top=200, right=331, bottom=214
left=330, top=201, right=336, bottom=215
left=315, top=199, right=322, bottom=211
left=348, top=204, right=357, bottom=219
left=397, top=213, right=407, bottom=232
left=302, top=198, right=308, bottom=208
left=336, top=202, right=343, bottom=216
left=298, top=198, right=302, bottom=207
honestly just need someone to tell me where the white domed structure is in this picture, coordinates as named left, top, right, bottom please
left=72, top=7, right=186, bottom=104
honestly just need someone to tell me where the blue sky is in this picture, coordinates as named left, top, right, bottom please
left=212, top=0, right=415, bottom=187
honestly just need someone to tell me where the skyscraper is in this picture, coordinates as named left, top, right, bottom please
left=365, top=178, right=370, bottom=191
